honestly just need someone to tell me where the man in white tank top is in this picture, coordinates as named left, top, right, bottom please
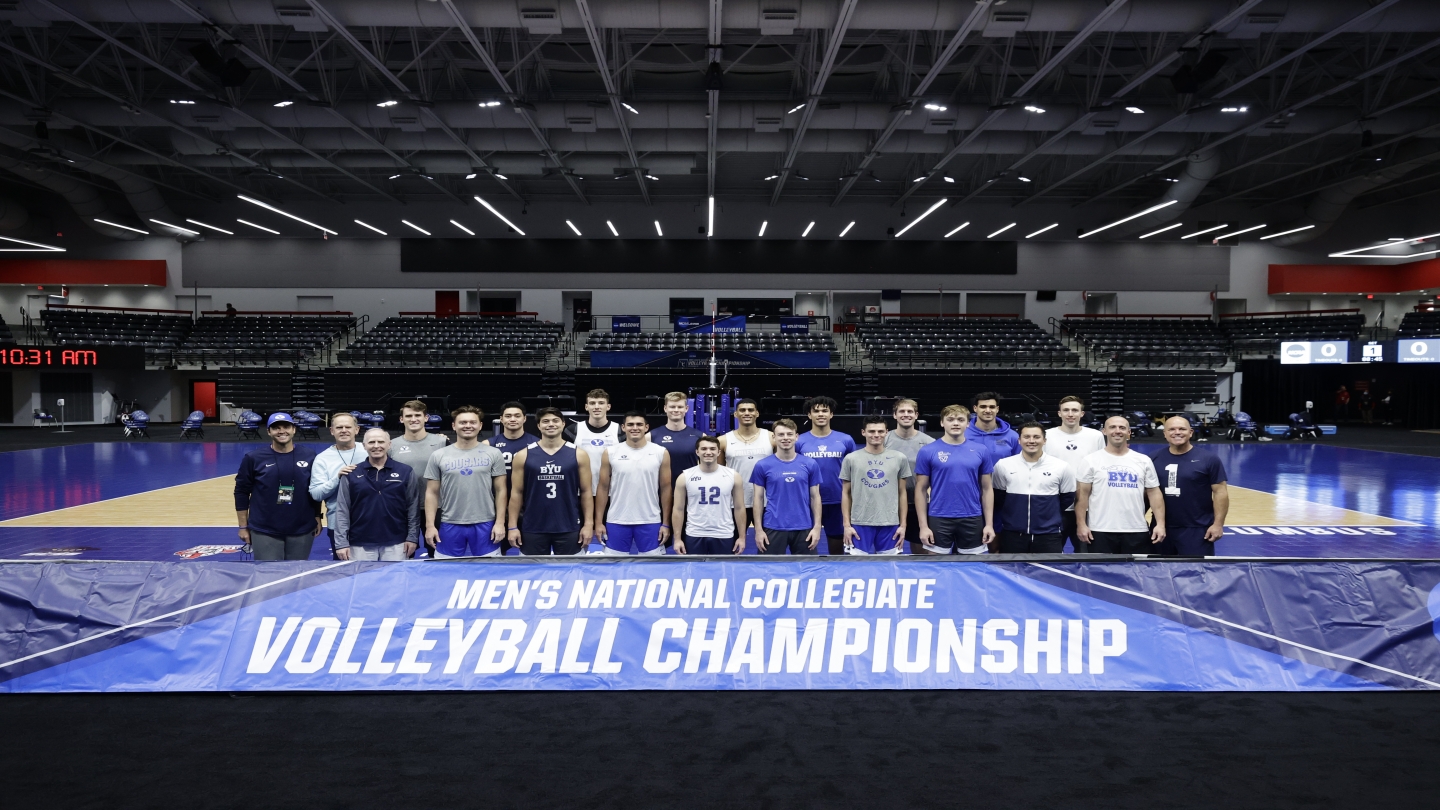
left=595, top=411, right=672, bottom=555
left=673, top=435, right=747, bottom=555
left=719, top=398, right=774, bottom=515
left=565, top=388, right=621, bottom=482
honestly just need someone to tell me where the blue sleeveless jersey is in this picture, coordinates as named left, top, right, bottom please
left=521, top=442, right=583, bottom=533
left=490, top=432, right=540, bottom=481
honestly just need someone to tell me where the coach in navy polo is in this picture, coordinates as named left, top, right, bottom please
left=1149, top=416, right=1229, bottom=557
left=332, top=428, right=424, bottom=561
left=234, top=412, right=322, bottom=561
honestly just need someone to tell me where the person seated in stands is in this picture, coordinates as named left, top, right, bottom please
left=225, top=303, right=238, bottom=318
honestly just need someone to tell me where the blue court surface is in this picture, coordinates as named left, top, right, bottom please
left=0, top=440, right=1435, bottom=561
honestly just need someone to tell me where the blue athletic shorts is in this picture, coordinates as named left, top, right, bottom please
left=848, top=525, right=902, bottom=555
left=435, top=521, right=501, bottom=558
left=603, top=522, right=664, bottom=555
left=821, top=503, right=844, bottom=537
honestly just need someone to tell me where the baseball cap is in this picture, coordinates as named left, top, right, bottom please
left=267, top=412, right=296, bottom=427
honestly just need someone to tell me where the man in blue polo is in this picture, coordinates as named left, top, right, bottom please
left=333, top=428, right=423, bottom=561
left=235, top=412, right=323, bottom=561
left=750, top=418, right=823, bottom=555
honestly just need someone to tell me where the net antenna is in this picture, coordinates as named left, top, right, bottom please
left=709, top=302, right=718, bottom=387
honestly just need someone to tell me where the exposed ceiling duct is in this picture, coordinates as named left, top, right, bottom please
left=1266, top=140, right=1440, bottom=246
left=1109, top=149, right=1222, bottom=237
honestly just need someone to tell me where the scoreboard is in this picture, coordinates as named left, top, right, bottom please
left=1281, top=339, right=1440, bottom=365
left=0, top=345, right=145, bottom=370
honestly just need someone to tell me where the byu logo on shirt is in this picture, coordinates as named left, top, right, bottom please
left=784, top=475, right=796, bottom=483
left=866, top=469, right=886, bottom=480
left=661, top=436, right=673, bottom=443
left=295, top=460, right=309, bottom=468
left=936, top=451, right=950, bottom=462
left=1065, top=442, right=1078, bottom=451
left=818, top=444, right=827, bottom=452
left=460, top=468, right=474, bottom=476
left=390, top=472, right=400, bottom=478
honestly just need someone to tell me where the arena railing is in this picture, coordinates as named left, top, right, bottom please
left=1217, top=308, right=1361, bottom=320
left=396, top=311, right=540, bottom=319
left=48, top=303, right=194, bottom=316
left=590, top=314, right=831, bottom=333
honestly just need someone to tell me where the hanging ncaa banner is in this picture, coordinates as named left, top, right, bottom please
left=3, top=559, right=1440, bottom=692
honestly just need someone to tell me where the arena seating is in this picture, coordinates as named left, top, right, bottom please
left=1061, top=316, right=1228, bottom=368
left=0, top=314, right=15, bottom=346
left=1220, top=311, right=1365, bottom=352
left=175, top=314, right=354, bottom=365
left=40, top=307, right=192, bottom=361
left=585, top=331, right=834, bottom=354
left=856, top=317, right=1076, bottom=367
left=339, top=316, right=563, bottom=367
left=1396, top=310, right=1440, bottom=337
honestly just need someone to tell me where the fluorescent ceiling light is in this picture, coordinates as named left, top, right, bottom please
left=923, top=103, right=947, bottom=112
left=495, top=173, right=508, bottom=180
left=1125, top=106, right=1144, bottom=114
left=273, top=100, right=293, bottom=108
left=943, top=176, right=955, bottom=183
left=388, top=174, right=402, bottom=180
left=465, top=173, right=477, bottom=179
left=566, top=220, right=582, bottom=236
left=1220, top=106, right=1249, bottom=113
left=1330, top=230, right=1440, bottom=257
left=764, top=175, right=779, bottom=181
left=945, top=222, right=970, bottom=237
left=913, top=176, right=927, bottom=183
left=1259, top=225, right=1317, bottom=241
left=894, top=198, right=948, bottom=238
left=1138, top=223, right=1184, bottom=239
left=788, top=103, right=805, bottom=114
left=353, top=220, right=387, bottom=235
left=1388, top=237, right=1406, bottom=241
left=621, top=102, right=639, bottom=114
left=0, top=235, right=63, bottom=252
left=1209, top=224, right=1266, bottom=240
left=707, top=196, right=715, bottom=238
left=450, top=220, right=474, bottom=236
left=607, top=221, right=619, bottom=237
left=186, top=218, right=233, bottom=235
left=149, top=218, right=200, bottom=236
left=987, top=223, right=1016, bottom=238
left=1024, top=105, right=1045, bottom=113
left=758, top=220, right=768, bottom=237
left=401, top=220, right=430, bottom=236
left=237, top=219, right=279, bottom=235
left=802, top=221, right=815, bottom=237
left=93, top=218, right=149, bottom=235
left=645, top=174, right=659, bottom=181
left=474, top=195, right=526, bottom=236
left=1025, top=223, right=1059, bottom=239
left=1077, top=199, right=1178, bottom=239
left=1180, top=224, right=1228, bottom=239
left=1017, top=176, right=1032, bottom=183
left=236, top=195, right=337, bottom=235
left=169, top=99, right=195, bottom=105
left=478, top=100, right=502, bottom=108
left=839, top=221, right=855, bottom=237
left=376, top=100, right=399, bottom=107
left=654, top=220, right=663, bottom=237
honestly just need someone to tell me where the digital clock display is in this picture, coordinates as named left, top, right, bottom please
left=0, top=345, right=145, bottom=370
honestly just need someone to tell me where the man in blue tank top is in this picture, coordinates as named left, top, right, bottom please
left=507, top=406, right=595, bottom=556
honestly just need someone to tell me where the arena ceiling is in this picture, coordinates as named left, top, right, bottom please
left=2, top=0, right=1440, bottom=248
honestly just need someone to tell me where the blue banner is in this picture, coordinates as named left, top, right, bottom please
left=610, top=315, right=641, bottom=333
left=589, top=350, right=829, bottom=369
left=4, top=559, right=1440, bottom=692
left=675, top=315, right=747, bottom=334
left=780, top=317, right=811, bottom=334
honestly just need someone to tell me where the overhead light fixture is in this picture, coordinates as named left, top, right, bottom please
left=1023, top=105, right=1045, bottom=114
left=758, top=221, right=768, bottom=237
left=354, top=219, right=387, bottom=236
left=945, top=222, right=970, bottom=238
left=474, top=195, right=526, bottom=236
left=450, top=220, right=474, bottom=236
left=764, top=175, right=780, bottom=181
left=923, top=103, right=948, bottom=112
left=1025, top=223, right=1059, bottom=239
left=943, top=176, right=955, bottom=183
left=1220, top=106, right=1248, bottom=113
left=494, top=173, right=509, bottom=180
left=794, top=175, right=809, bottom=181
left=478, top=100, right=503, bottom=108
left=94, top=218, right=149, bottom=235
left=0, top=235, right=64, bottom=252
left=788, top=103, right=806, bottom=114
left=621, top=102, right=640, bottom=115
left=607, top=221, right=619, bottom=237
left=894, top=198, right=948, bottom=238
left=839, top=221, right=855, bottom=237
left=1259, top=225, right=1317, bottom=241
left=1017, top=176, right=1032, bottom=183
left=388, top=174, right=402, bottom=180
left=149, top=218, right=200, bottom=236
left=186, top=218, right=233, bottom=235
left=401, top=220, right=431, bottom=236
left=169, top=99, right=195, bottom=105
left=465, top=173, right=477, bottom=179
left=802, top=221, right=815, bottom=237
left=645, top=174, right=659, bottom=181
left=1209, top=224, right=1266, bottom=241
left=707, top=196, right=715, bottom=238
left=1180, top=224, right=1229, bottom=239
left=987, top=223, right=1017, bottom=239
left=273, top=100, right=294, bottom=108
left=237, top=194, right=338, bottom=235
left=377, top=100, right=399, bottom=107
left=1125, top=106, right=1144, bottom=114
left=1138, top=223, right=1184, bottom=239
left=1388, top=237, right=1406, bottom=241
left=1077, top=199, right=1179, bottom=239
left=236, top=218, right=280, bottom=235
left=566, top=220, right=582, bottom=236
left=913, top=176, right=927, bottom=183
left=654, top=220, right=663, bottom=237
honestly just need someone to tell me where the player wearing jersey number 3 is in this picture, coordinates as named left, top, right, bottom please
left=508, top=407, right=595, bottom=556
left=672, top=435, right=747, bottom=555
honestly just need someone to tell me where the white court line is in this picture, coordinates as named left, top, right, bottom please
left=0, top=561, right=353, bottom=671
left=1028, top=562, right=1440, bottom=689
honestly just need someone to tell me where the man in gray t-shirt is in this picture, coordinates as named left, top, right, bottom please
left=391, top=432, right=448, bottom=472
left=885, top=400, right=933, bottom=549
left=839, top=417, right=914, bottom=555
left=423, top=440, right=508, bottom=558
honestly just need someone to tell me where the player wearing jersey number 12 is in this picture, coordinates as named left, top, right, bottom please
left=672, top=435, right=747, bottom=555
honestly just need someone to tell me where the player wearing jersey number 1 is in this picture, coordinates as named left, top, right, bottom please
left=672, top=435, right=746, bottom=555
left=1150, top=416, right=1228, bottom=557
left=595, top=411, right=673, bottom=554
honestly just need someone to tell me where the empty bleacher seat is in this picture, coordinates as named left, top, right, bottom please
left=856, top=317, right=1076, bottom=368
left=0, top=314, right=16, bottom=347
left=585, top=331, right=835, bottom=355
left=1220, top=312, right=1364, bottom=352
left=175, top=315, right=355, bottom=366
left=1061, top=317, right=1229, bottom=368
left=1397, top=311, right=1440, bottom=338
left=338, top=315, right=563, bottom=367
left=40, top=308, right=192, bottom=361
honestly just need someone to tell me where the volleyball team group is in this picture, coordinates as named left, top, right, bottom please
left=233, top=388, right=1227, bottom=562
